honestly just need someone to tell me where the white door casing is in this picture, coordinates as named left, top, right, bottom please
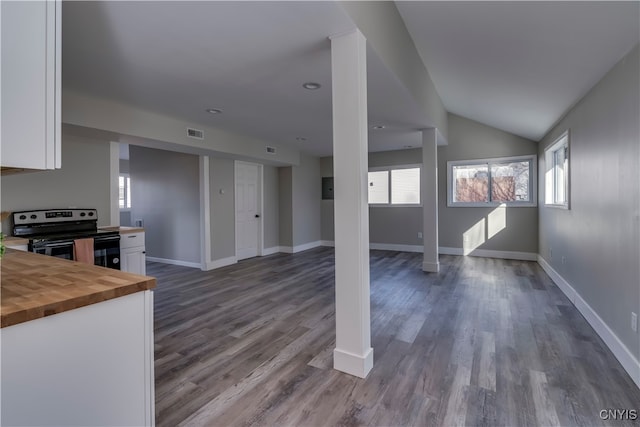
left=235, top=161, right=263, bottom=260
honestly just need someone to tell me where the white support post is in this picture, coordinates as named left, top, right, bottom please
left=330, top=29, right=373, bottom=378
left=109, top=142, right=120, bottom=227
left=422, top=128, right=439, bottom=272
left=199, top=156, right=212, bottom=271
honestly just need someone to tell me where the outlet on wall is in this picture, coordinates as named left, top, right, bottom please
left=562, top=256, right=567, bottom=264
left=417, top=232, right=423, bottom=239
left=632, top=312, right=638, bottom=333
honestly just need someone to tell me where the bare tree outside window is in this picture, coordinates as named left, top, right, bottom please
left=453, top=165, right=488, bottom=202
left=448, top=156, right=536, bottom=207
left=491, top=161, right=530, bottom=202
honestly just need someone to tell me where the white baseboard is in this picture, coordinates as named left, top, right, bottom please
left=280, top=241, right=322, bottom=254
left=322, top=240, right=424, bottom=253
left=439, top=246, right=538, bottom=261
left=261, top=246, right=281, bottom=256
left=537, top=255, right=640, bottom=389
left=204, top=256, right=237, bottom=271
left=320, top=242, right=536, bottom=261
left=370, top=243, right=424, bottom=253
left=145, top=256, right=201, bottom=269
left=333, top=347, right=373, bottom=379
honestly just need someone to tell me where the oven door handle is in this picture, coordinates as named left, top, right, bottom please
left=38, top=241, right=74, bottom=249
left=94, top=235, right=121, bottom=243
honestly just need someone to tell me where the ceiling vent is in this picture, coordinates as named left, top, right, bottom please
left=266, top=146, right=276, bottom=154
left=187, top=127, right=204, bottom=140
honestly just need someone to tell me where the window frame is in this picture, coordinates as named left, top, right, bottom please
left=368, top=164, right=422, bottom=208
left=447, top=154, right=537, bottom=208
left=544, top=130, right=570, bottom=209
left=119, top=173, right=132, bottom=211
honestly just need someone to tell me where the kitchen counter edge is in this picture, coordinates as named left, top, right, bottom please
left=1, top=249, right=156, bottom=328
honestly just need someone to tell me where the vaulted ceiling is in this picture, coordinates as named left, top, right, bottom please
left=396, top=1, right=640, bottom=141
left=62, top=1, right=639, bottom=156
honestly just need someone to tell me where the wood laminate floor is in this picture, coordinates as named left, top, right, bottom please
left=150, top=248, right=640, bottom=427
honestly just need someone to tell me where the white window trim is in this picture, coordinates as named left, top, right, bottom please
left=369, top=163, right=422, bottom=208
left=447, top=154, right=537, bottom=208
left=119, top=173, right=131, bottom=211
left=544, top=130, right=570, bottom=210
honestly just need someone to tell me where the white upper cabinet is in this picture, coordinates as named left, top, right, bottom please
left=1, top=0, right=61, bottom=170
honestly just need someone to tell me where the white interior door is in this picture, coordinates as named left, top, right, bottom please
left=235, top=162, right=261, bottom=260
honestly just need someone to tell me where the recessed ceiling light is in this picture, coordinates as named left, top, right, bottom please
left=296, top=137, right=307, bottom=142
left=302, top=82, right=321, bottom=90
left=372, top=125, right=385, bottom=130
left=206, top=108, right=223, bottom=114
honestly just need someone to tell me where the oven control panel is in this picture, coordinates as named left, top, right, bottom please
left=13, top=209, right=98, bottom=226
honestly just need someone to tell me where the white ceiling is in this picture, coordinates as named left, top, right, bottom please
left=63, top=1, right=640, bottom=157
left=63, top=1, right=428, bottom=157
left=396, top=1, right=640, bottom=141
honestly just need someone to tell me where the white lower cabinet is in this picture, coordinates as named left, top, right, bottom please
left=122, top=246, right=146, bottom=275
left=0, top=291, right=155, bottom=426
left=120, top=232, right=146, bottom=275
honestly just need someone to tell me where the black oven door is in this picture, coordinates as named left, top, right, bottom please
left=31, top=235, right=121, bottom=270
left=94, top=235, right=121, bottom=270
left=32, top=240, right=74, bottom=260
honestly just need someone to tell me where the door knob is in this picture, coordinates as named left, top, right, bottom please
left=255, top=214, right=260, bottom=218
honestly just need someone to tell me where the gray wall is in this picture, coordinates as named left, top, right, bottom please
left=119, top=211, right=132, bottom=227
left=438, top=114, right=538, bottom=253
left=321, top=149, right=424, bottom=245
left=278, top=167, right=293, bottom=247
left=278, top=153, right=321, bottom=248
left=209, top=157, right=235, bottom=261
left=263, top=165, right=280, bottom=249
left=208, top=158, right=280, bottom=259
left=119, top=159, right=130, bottom=174
left=129, top=146, right=200, bottom=264
left=321, top=119, right=537, bottom=254
left=292, top=154, right=321, bottom=247
left=538, top=44, right=640, bottom=360
left=1, top=133, right=113, bottom=233
left=64, top=90, right=301, bottom=166
left=320, top=155, right=334, bottom=243
left=369, top=150, right=423, bottom=245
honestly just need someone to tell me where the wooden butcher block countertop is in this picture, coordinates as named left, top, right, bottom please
left=0, top=249, right=156, bottom=328
left=3, top=236, right=29, bottom=246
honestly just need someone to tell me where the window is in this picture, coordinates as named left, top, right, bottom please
left=368, top=165, right=421, bottom=206
left=447, top=155, right=536, bottom=207
left=545, top=131, right=569, bottom=208
left=119, top=174, right=131, bottom=210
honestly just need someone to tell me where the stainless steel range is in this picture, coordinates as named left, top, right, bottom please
left=12, top=209, right=121, bottom=269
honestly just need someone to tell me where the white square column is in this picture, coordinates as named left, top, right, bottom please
left=330, top=29, right=373, bottom=378
left=422, top=128, right=440, bottom=272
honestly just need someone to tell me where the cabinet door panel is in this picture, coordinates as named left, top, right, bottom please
left=1, top=1, right=60, bottom=169
left=122, top=248, right=145, bottom=276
